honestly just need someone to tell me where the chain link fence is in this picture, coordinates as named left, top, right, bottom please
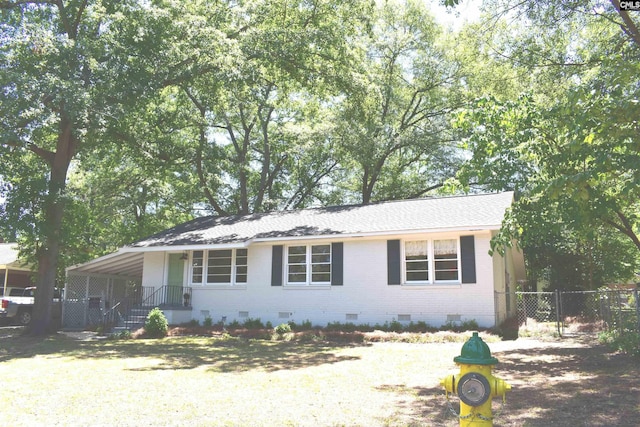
left=495, top=288, right=640, bottom=339
left=63, top=273, right=139, bottom=330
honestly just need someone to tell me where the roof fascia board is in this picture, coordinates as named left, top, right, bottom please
left=0, top=264, right=33, bottom=272
left=65, top=250, right=140, bottom=272
left=107, top=226, right=499, bottom=253
left=251, top=226, right=499, bottom=243
left=123, top=241, right=250, bottom=253
left=67, top=270, right=140, bottom=282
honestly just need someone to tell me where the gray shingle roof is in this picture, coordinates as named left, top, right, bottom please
left=129, top=192, right=514, bottom=248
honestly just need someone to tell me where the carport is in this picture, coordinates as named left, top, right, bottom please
left=64, top=250, right=143, bottom=330
left=0, top=243, right=34, bottom=296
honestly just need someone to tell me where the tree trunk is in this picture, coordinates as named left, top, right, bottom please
left=27, top=115, right=75, bottom=335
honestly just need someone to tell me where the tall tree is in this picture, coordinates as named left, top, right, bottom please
left=0, top=0, right=225, bottom=334
left=334, top=0, right=464, bottom=204
left=446, top=0, right=640, bottom=287
left=168, top=0, right=372, bottom=214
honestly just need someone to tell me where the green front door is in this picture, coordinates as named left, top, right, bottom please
left=167, top=253, right=184, bottom=306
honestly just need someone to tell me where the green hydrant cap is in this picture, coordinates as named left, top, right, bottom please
left=453, top=332, right=499, bottom=365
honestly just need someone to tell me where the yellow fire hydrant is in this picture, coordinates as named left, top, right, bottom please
left=441, top=332, right=511, bottom=426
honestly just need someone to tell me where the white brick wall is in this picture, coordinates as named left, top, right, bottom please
left=142, top=232, right=502, bottom=328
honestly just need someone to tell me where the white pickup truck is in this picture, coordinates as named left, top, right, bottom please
left=0, top=287, right=36, bottom=325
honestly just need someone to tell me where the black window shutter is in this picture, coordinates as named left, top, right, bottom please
left=387, top=240, right=401, bottom=285
left=460, top=235, right=476, bottom=284
left=331, top=242, right=343, bottom=286
left=271, top=245, right=283, bottom=286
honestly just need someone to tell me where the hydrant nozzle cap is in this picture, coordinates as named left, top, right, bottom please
left=453, top=331, right=499, bottom=365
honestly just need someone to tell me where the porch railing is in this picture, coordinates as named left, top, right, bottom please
left=141, top=285, right=192, bottom=309
left=102, top=286, right=192, bottom=331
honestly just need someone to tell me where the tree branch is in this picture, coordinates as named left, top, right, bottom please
left=610, top=0, right=640, bottom=48
left=3, top=136, right=55, bottom=165
left=605, top=210, right=640, bottom=251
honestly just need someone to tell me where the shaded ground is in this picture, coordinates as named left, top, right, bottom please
left=422, top=335, right=640, bottom=426
left=0, top=327, right=638, bottom=426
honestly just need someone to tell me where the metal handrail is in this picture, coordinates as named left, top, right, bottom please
left=100, top=286, right=193, bottom=332
left=102, top=301, right=122, bottom=331
left=139, top=285, right=193, bottom=309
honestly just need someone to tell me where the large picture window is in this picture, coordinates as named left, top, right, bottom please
left=191, top=249, right=248, bottom=285
left=404, top=239, right=459, bottom=283
left=287, top=244, right=331, bottom=285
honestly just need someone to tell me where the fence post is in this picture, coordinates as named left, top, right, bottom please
left=555, top=289, right=562, bottom=337
left=616, top=290, right=624, bottom=335
left=635, top=286, right=640, bottom=335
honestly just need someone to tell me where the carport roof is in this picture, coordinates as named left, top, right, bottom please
left=67, top=251, right=145, bottom=279
left=0, top=243, right=32, bottom=272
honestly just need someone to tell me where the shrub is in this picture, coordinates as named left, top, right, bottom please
left=495, top=316, right=519, bottom=340
left=274, top=322, right=292, bottom=336
left=460, top=319, right=479, bottom=331
left=298, top=319, right=314, bottom=330
left=144, top=307, right=169, bottom=338
left=227, top=320, right=241, bottom=329
left=242, top=318, right=265, bottom=329
left=326, top=321, right=359, bottom=332
left=599, top=330, right=640, bottom=357
left=287, top=320, right=314, bottom=331
left=378, top=320, right=404, bottom=332
left=108, top=330, right=133, bottom=340
left=203, top=317, right=213, bottom=327
left=405, top=321, right=435, bottom=333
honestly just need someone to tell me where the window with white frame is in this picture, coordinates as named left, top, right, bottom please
left=286, top=244, right=331, bottom=285
left=405, top=241, right=429, bottom=282
left=434, top=239, right=458, bottom=281
left=404, top=239, right=459, bottom=283
left=191, top=249, right=248, bottom=285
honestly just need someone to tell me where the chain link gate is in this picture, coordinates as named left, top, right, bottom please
left=496, top=288, right=639, bottom=338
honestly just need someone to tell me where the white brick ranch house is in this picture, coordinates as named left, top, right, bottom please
left=63, top=192, right=524, bottom=330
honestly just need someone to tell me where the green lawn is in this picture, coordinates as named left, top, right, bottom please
left=0, top=331, right=463, bottom=426
left=1, top=330, right=638, bottom=426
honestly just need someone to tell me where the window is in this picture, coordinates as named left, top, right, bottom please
left=192, top=251, right=204, bottom=283
left=208, top=250, right=232, bottom=283
left=405, top=241, right=429, bottom=282
left=434, top=239, right=458, bottom=281
left=191, top=249, right=248, bottom=285
left=286, top=244, right=331, bottom=285
left=235, top=249, right=247, bottom=283
left=287, top=246, right=307, bottom=283
left=404, top=239, right=459, bottom=283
